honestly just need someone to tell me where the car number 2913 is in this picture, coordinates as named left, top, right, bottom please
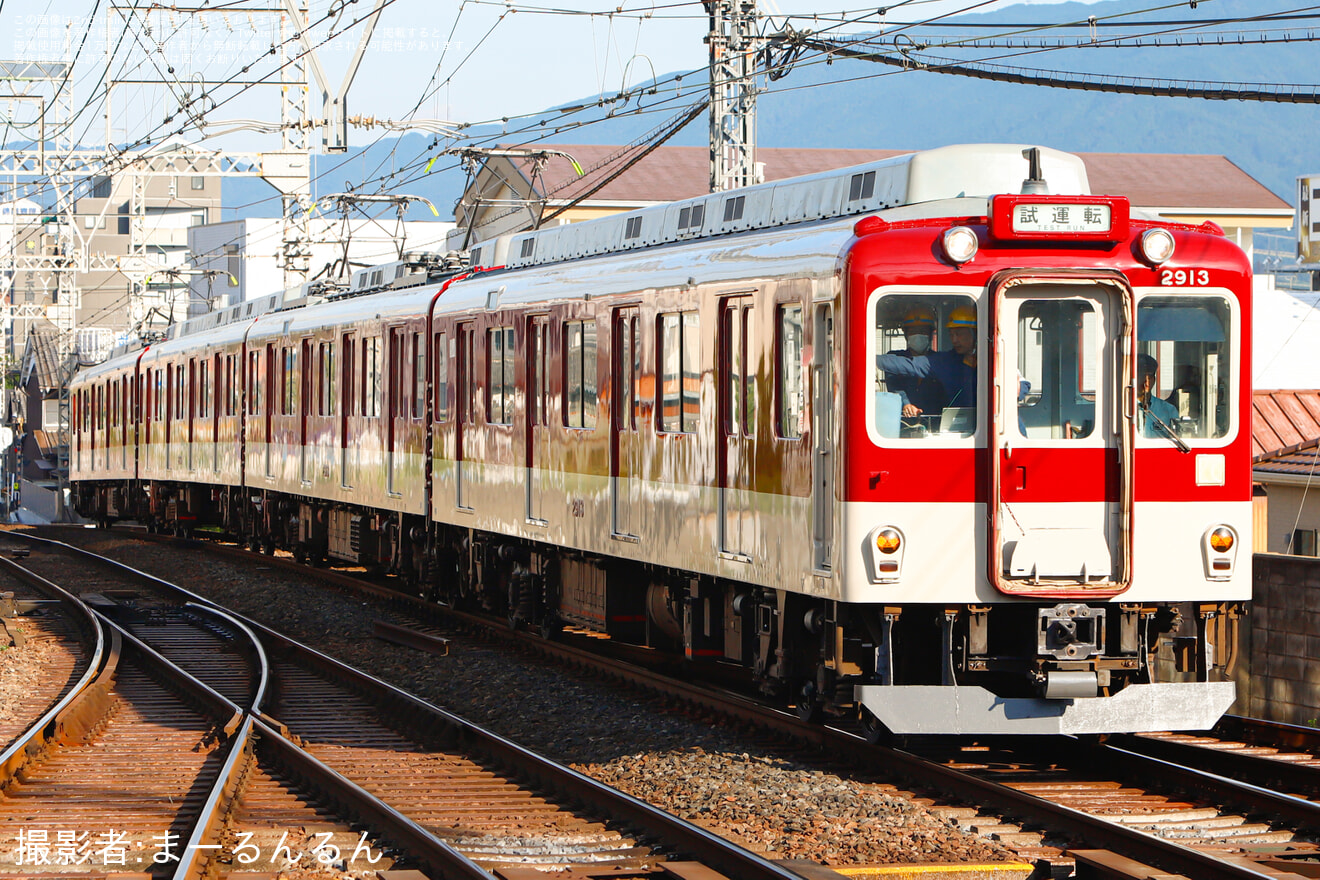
left=1160, top=268, right=1210, bottom=286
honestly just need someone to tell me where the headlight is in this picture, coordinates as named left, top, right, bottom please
left=942, top=226, right=979, bottom=265
left=867, top=526, right=906, bottom=583
left=1140, top=228, right=1175, bottom=265
left=1209, top=528, right=1234, bottom=553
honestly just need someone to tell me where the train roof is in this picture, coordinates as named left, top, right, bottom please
left=461, top=144, right=1089, bottom=272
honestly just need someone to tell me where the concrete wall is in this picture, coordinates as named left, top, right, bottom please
left=1244, top=553, right=1320, bottom=725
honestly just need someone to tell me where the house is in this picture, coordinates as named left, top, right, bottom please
left=14, top=325, right=75, bottom=522
left=1253, top=390, right=1320, bottom=555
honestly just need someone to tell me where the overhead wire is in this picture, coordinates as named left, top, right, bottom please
left=12, top=0, right=1320, bottom=324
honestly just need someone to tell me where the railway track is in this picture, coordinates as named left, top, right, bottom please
left=28, top=526, right=1320, bottom=880
left=0, top=529, right=810, bottom=880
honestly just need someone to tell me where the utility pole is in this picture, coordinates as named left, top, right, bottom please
left=705, top=0, right=761, bottom=193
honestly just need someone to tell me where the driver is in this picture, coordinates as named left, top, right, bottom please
left=880, top=306, right=947, bottom=418
left=1137, top=353, right=1180, bottom=438
left=877, top=304, right=978, bottom=411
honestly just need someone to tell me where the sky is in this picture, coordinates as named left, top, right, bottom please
left=0, top=0, right=1105, bottom=156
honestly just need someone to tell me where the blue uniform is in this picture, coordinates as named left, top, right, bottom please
left=877, top=349, right=977, bottom=410
left=1139, top=395, right=1180, bottom=438
left=879, top=350, right=946, bottom=414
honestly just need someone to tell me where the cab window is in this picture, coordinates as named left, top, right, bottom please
left=873, top=293, right=978, bottom=440
left=1136, top=295, right=1233, bottom=441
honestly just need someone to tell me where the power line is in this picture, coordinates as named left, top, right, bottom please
left=769, top=33, right=1320, bottom=103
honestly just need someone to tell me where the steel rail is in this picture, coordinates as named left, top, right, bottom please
left=1110, top=732, right=1320, bottom=801
left=1214, top=715, right=1320, bottom=754
left=185, top=601, right=272, bottom=713
left=36, top=528, right=1289, bottom=879
left=89, top=605, right=493, bottom=880
left=0, top=540, right=495, bottom=880
left=0, top=554, right=107, bottom=783
left=18, top=531, right=804, bottom=880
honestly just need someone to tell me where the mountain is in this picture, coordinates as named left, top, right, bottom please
left=227, top=0, right=1316, bottom=220
left=755, top=0, right=1316, bottom=203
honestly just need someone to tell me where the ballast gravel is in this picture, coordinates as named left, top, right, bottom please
left=24, top=526, right=1018, bottom=868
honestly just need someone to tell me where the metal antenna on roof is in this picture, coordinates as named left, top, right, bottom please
left=1021, top=147, right=1050, bottom=195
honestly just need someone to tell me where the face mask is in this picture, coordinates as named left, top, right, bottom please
left=907, top=334, right=930, bottom=354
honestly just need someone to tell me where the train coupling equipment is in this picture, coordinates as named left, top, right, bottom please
left=1038, top=603, right=1105, bottom=660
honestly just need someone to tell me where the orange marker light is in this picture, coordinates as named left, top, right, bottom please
left=875, top=529, right=901, bottom=554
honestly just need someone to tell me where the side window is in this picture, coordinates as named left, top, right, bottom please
left=434, top=332, right=448, bottom=423
left=777, top=305, right=803, bottom=439
left=413, top=332, right=426, bottom=420
left=529, top=320, right=548, bottom=427
left=363, top=337, right=381, bottom=418
left=247, top=351, right=262, bottom=415
left=659, top=311, right=699, bottom=433
left=1136, top=295, right=1232, bottom=441
left=458, top=325, right=474, bottom=425
left=564, top=320, right=597, bottom=429
left=155, top=370, right=165, bottom=421
left=175, top=364, right=185, bottom=419
left=488, top=326, right=515, bottom=425
left=318, top=341, right=336, bottom=416
left=198, top=360, right=210, bottom=420
left=281, top=347, right=294, bottom=415
left=342, top=335, right=356, bottom=418
left=872, top=294, right=978, bottom=440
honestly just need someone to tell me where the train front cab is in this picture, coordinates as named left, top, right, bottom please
left=850, top=206, right=1250, bottom=736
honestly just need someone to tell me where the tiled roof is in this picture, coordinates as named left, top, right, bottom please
left=21, top=327, right=64, bottom=391
left=1080, top=153, right=1288, bottom=211
left=1253, top=390, right=1320, bottom=461
left=518, top=145, right=1289, bottom=212
left=1254, top=446, right=1320, bottom=479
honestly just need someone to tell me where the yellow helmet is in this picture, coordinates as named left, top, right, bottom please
left=901, top=305, right=935, bottom=332
left=946, top=305, right=977, bottom=329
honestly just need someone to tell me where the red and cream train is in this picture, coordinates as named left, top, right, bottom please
left=70, top=144, right=1250, bottom=735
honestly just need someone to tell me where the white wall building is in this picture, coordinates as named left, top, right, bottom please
left=187, top=217, right=456, bottom=315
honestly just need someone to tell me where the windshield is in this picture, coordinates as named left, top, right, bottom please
left=1136, top=295, right=1233, bottom=441
left=873, top=293, right=978, bottom=440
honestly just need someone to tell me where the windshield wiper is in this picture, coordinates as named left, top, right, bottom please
left=1144, top=407, right=1191, bottom=454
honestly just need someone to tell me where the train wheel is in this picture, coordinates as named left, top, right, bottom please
left=538, top=614, right=562, bottom=641
left=860, top=708, right=899, bottom=747
left=796, top=681, right=823, bottom=723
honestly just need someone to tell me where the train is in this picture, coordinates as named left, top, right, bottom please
left=69, top=144, right=1251, bottom=736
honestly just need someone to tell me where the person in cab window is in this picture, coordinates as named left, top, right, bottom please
left=1137, top=353, right=1180, bottom=439
left=877, top=304, right=978, bottom=410
left=882, top=306, right=947, bottom=418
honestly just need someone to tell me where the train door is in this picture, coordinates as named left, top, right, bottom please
left=187, top=359, right=196, bottom=471
left=455, top=323, right=474, bottom=510
left=611, top=308, right=640, bottom=539
left=386, top=328, right=403, bottom=496
left=719, top=296, right=754, bottom=559
left=811, top=304, right=835, bottom=571
left=121, top=377, right=129, bottom=470
left=264, top=344, right=276, bottom=478
left=165, top=364, right=174, bottom=471
left=300, top=339, right=312, bottom=484
left=526, top=317, right=549, bottom=524
left=213, top=354, right=221, bottom=474
left=340, top=332, right=355, bottom=488
left=989, top=275, right=1134, bottom=596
